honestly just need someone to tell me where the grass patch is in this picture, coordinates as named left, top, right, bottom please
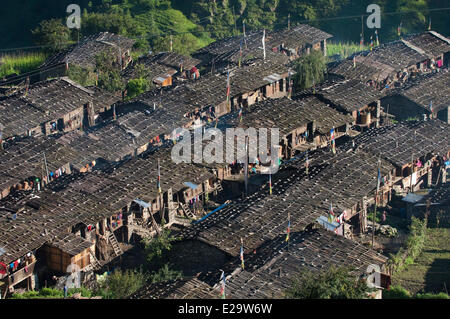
left=327, top=41, right=369, bottom=61
left=392, top=227, right=450, bottom=294
left=0, top=52, right=47, bottom=78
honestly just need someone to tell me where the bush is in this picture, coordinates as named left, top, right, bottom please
left=68, top=286, right=92, bottom=298
left=11, top=287, right=63, bottom=299
left=98, top=269, right=146, bottom=299
left=149, top=263, right=183, bottom=283
left=383, top=285, right=411, bottom=299
left=285, top=266, right=372, bottom=299
left=142, top=226, right=178, bottom=269
left=126, top=77, right=150, bottom=99
left=67, top=64, right=97, bottom=87
left=416, top=292, right=449, bottom=299
left=383, top=285, right=449, bottom=299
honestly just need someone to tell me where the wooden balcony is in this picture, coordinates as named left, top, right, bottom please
left=6, top=260, right=36, bottom=288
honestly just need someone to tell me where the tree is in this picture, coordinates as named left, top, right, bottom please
left=31, top=19, right=71, bottom=53
left=141, top=226, right=178, bottom=269
left=293, top=50, right=326, bottom=90
left=95, top=50, right=125, bottom=92
left=98, top=269, right=146, bottom=299
left=126, top=77, right=151, bottom=99
left=285, top=266, right=372, bottom=299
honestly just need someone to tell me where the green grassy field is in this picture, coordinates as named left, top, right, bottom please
left=392, top=226, right=450, bottom=294
left=0, top=52, right=47, bottom=78
left=327, top=41, right=370, bottom=61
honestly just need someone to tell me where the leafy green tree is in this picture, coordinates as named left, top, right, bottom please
left=142, top=226, right=178, bottom=268
left=293, top=50, right=326, bottom=90
left=285, top=266, right=372, bottom=299
left=67, top=64, right=97, bottom=87
left=126, top=77, right=151, bottom=99
left=95, top=50, right=125, bottom=92
left=31, top=19, right=71, bottom=53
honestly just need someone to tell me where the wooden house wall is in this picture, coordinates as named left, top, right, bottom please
left=71, top=248, right=92, bottom=270
left=291, top=125, right=309, bottom=149
left=44, top=245, right=92, bottom=273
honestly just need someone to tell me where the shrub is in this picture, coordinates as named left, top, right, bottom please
left=416, top=292, right=449, bottom=299
left=150, top=263, right=183, bottom=283
left=98, top=269, right=146, bottom=299
left=383, top=285, right=411, bottom=299
left=285, top=266, right=372, bottom=299
left=142, top=226, right=178, bottom=269
left=68, top=286, right=93, bottom=298
left=126, top=77, right=150, bottom=99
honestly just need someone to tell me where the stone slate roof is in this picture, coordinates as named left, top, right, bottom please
left=0, top=144, right=214, bottom=264
left=231, top=96, right=354, bottom=136
left=181, top=147, right=394, bottom=256
left=181, top=119, right=449, bottom=256
left=121, top=53, right=183, bottom=83
left=129, top=228, right=386, bottom=299
left=49, top=233, right=93, bottom=257
left=41, top=32, right=135, bottom=70
left=0, top=136, right=82, bottom=196
left=0, top=78, right=119, bottom=139
left=350, top=119, right=450, bottom=168
left=130, top=277, right=218, bottom=299
left=0, top=188, right=111, bottom=264
left=194, top=25, right=331, bottom=66
left=328, top=39, right=431, bottom=82
left=132, top=58, right=292, bottom=120
left=222, top=228, right=387, bottom=299
left=394, top=70, right=450, bottom=113
left=318, top=79, right=385, bottom=113
left=153, top=51, right=201, bottom=71
left=404, top=31, right=450, bottom=58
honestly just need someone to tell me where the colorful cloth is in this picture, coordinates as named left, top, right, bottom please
left=220, top=271, right=226, bottom=299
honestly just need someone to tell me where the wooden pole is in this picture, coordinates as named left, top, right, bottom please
left=410, top=131, right=416, bottom=193
left=372, top=158, right=381, bottom=249
left=43, top=152, right=49, bottom=185
left=361, top=15, right=364, bottom=46
left=244, top=136, right=248, bottom=196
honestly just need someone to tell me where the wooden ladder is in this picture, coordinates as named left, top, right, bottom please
left=181, top=203, right=195, bottom=218
left=89, top=252, right=102, bottom=270
left=215, top=183, right=223, bottom=192
left=107, top=232, right=123, bottom=257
